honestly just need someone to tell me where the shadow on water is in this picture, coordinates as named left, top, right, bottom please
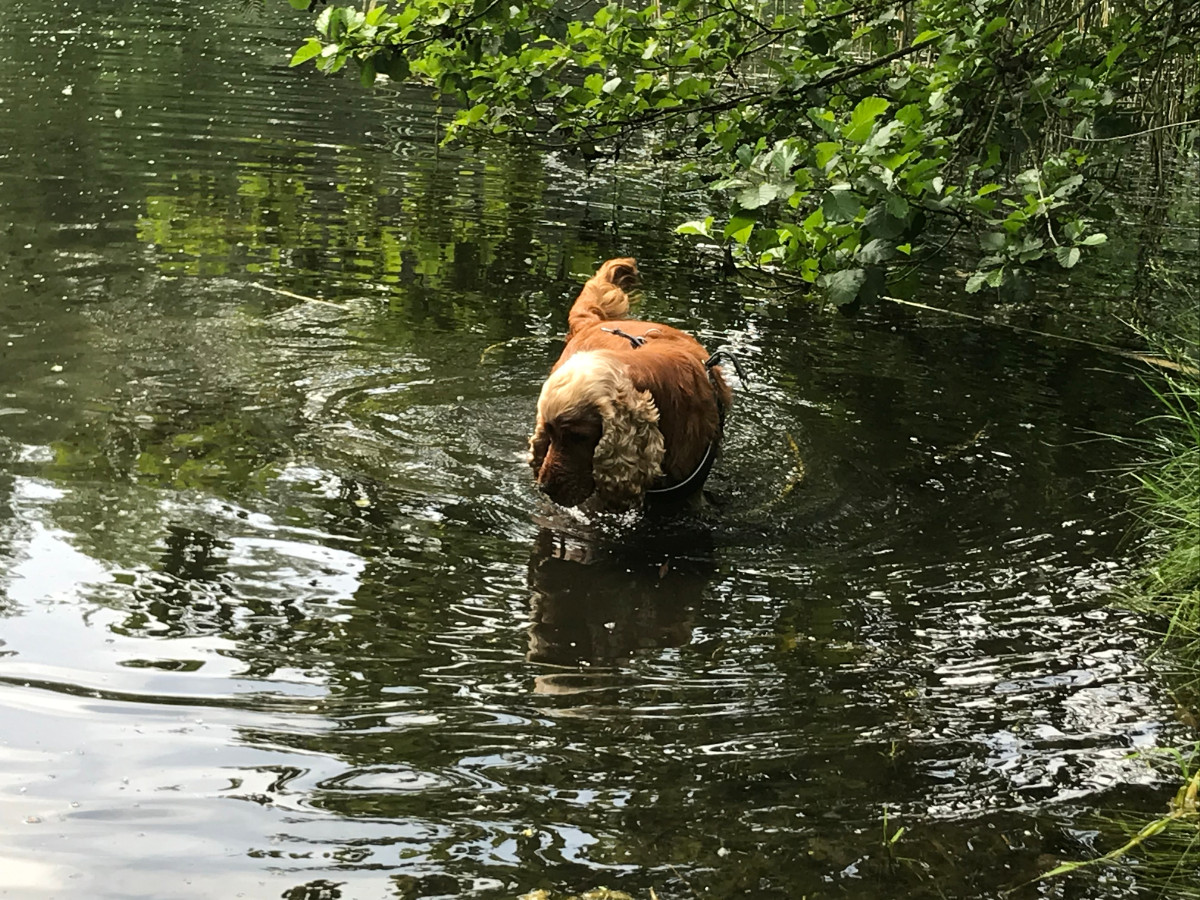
left=524, top=521, right=714, bottom=673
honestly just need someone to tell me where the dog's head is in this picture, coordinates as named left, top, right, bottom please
left=529, top=351, right=665, bottom=511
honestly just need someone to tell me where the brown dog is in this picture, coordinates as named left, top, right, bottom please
left=528, top=258, right=732, bottom=511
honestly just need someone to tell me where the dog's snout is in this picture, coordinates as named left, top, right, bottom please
left=538, top=474, right=574, bottom=504
left=534, top=455, right=594, bottom=508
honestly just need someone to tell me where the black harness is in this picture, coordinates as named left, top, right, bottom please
left=601, top=328, right=743, bottom=501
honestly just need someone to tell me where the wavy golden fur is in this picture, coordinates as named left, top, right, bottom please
left=529, top=258, right=732, bottom=511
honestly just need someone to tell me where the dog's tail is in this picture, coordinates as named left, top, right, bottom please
left=567, top=257, right=640, bottom=335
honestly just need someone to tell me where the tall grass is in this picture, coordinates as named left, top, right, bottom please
left=1129, top=350, right=1200, bottom=665
left=1040, top=330, right=1200, bottom=895
left=1097, top=331, right=1200, bottom=897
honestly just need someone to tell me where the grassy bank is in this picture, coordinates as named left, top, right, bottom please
left=1131, top=353, right=1200, bottom=671
left=1090, top=337, right=1200, bottom=896
left=1122, top=334, right=1200, bottom=896
left=1038, top=331, right=1200, bottom=895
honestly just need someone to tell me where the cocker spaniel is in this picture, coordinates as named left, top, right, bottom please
left=528, top=258, right=733, bottom=511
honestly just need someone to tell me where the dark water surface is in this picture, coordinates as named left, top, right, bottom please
left=0, top=1, right=1191, bottom=898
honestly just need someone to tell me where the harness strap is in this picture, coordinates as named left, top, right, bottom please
left=646, top=350, right=741, bottom=499
left=601, top=326, right=647, bottom=348
left=645, top=435, right=720, bottom=498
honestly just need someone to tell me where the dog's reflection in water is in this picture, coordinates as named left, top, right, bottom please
left=525, top=524, right=716, bottom=688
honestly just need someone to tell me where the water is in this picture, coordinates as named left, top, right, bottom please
left=0, top=1, right=1192, bottom=898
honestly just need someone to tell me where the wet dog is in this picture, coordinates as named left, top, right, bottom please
left=528, top=258, right=732, bottom=511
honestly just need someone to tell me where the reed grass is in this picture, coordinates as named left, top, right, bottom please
left=1128, top=336, right=1200, bottom=667
left=1035, top=323, right=1199, bottom=895
left=1061, top=326, right=1200, bottom=895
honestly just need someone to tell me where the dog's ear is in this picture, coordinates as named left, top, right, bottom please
left=597, top=257, right=640, bottom=293
left=528, top=415, right=551, bottom=473
left=591, top=382, right=664, bottom=510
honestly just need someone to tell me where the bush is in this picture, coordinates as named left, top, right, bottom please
left=285, top=0, right=1200, bottom=303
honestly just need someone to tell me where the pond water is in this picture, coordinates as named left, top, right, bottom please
left=0, top=1, right=1193, bottom=898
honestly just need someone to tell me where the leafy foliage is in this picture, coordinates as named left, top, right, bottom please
left=286, top=0, right=1200, bottom=303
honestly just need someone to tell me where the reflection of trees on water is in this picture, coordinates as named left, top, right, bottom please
left=125, top=525, right=234, bottom=636
left=525, top=525, right=714, bottom=671
left=75, top=481, right=722, bottom=685
left=281, top=879, right=344, bottom=900
left=0, top=474, right=21, bottom=616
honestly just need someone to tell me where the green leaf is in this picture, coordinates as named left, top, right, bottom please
left=288, top=0, right=311, bottom=8
left=1081, top=233, right=1108, bottom=246
left=602, top=76, right=622, bottom=94
left=858, top=238, right=894, bottom=264
left=1017, top=236, right=1045, bottom=262
left=885, top=194, right=910, bottom=220
left=863, top=203, right=905, bottom=239
left=844, top=96, right=889, bottom=143
left=980, top=231, right=1006, bottom=251
left=1055, top=246, right=1081, bottom=268
left=394, top=5, right=421, bottom=31
left=724, top=214, right=755, bottom=244
left=290, top=39, right=324, bottom=67
left=778, top=222, right=805, bottom=244
left=674, top=75, right=703, bottom=99
left=676, top=217, right=713, bottom=237
left=863, top=119, right=903, bottom=153
left=815, top=141, right=841, bottom=170
left=315, top=6, right=337, bottom=36
left=821, top=186, right=860, bottom=223
left=765, top=141, right=800, bottom=178
left=1104, top=41, right=1128, bottom=70
left=895, top=104, right=924, bottom=127
left=965, top=271, right=989, bottom=293
left=852, top=97, right=890, bottom=123
left=1052, top=174, right=1084, bottom=198
left=738, top=182, right=779, bottom=210
left=359, top=58, right=377, bottom=87
left=808, top=107, right=838, bottom=137
left=820, top=268, right=867, bottom=306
